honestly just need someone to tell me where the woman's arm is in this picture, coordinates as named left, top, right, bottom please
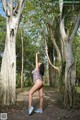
left=36, top=52, right=39, bottom=69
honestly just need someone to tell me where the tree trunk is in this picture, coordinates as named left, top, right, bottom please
left=1, top=17, right=17, bottom=105
left=49, top=64, right=54, bottom=86
left=64, top=41, right=76, bottom=107
left=21, top=29, right=24, bottom=90
left=59, top=0, right=80, bottom=107
left=48, top=37, right=54, bottom=86
left=1, top=0, right=24, bottom=105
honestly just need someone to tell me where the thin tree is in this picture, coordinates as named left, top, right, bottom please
left=20, top=28, right=24, bottom=90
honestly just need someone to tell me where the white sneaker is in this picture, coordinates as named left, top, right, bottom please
left=35, top=108, right=43, bottom=113
left=28, top=106, right=34, bottom=115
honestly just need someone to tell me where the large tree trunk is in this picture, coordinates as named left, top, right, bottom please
left=0, top=0, right=24, bottom=105
left=64, top=41, right=76, bottom=106
left=59, top=0, right=80, bottom=106
left=1, top=17, right=17, bottom=105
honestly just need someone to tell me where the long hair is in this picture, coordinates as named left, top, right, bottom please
left=39, top=63, right=44, bottom=76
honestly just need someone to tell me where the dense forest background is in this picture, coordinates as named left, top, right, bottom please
left=0, top=0, right=80, bottom=107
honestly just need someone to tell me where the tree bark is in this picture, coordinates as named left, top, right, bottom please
left=59, top=0, right=80, bottom=106
left=1, top=0, right=24, bottom=105
left=48, top=41, right=54, bottom=86
left=1, top=22, right=17, bottom=105
left=64, top=41, right=76, bottom=106
left=20, top=29, right=24, bottom=90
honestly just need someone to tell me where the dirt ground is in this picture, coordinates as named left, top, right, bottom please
left=0, top=87, right=80, bottom=120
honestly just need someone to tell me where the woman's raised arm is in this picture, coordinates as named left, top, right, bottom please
left=36, top=52, right=39, bottom=69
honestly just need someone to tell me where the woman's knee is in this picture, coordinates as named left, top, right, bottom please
left=39, top=94, right=43, bottom=99
left=28, top=90, right=33, bottom=96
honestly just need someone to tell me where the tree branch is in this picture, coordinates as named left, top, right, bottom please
left=17, top=0, right=24, bottom=22
left=59, top=0, right=67, bottom=41
left=13, top=4, right=19, bottom=15
left=47, top=24, right=61, bottom=61
left=2, top=0, right=7, bottom=12
left=45, top=39, right=59, bottom=72
left=43, top=16, right=53, bottom=27
left=8, top=0, right=13, bottom=15
left=69, top=14, right=80, bottom=42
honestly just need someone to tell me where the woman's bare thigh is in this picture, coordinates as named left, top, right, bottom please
left=29, top=79, right=43, bottom=95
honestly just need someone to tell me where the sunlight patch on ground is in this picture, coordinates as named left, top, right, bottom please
left=44, top=95, right=55, bottom=102
left=16, top=89, right=56, bottom=102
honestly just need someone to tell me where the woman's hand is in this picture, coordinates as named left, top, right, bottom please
left=36, top=52, right=40, bottom=55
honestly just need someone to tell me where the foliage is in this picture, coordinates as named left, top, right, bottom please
left=64, top=3, right=80, bottom=35
left=73, top=35, right=80, bottom=79
left=0, top=0, right=80, bottom=90
left=16, top=27, right=43, bottom=87
left=16, top=0, right=80, bottom=107
left=0, top=15, right=6, bottom=67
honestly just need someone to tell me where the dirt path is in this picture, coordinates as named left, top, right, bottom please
left=0, top=88, right=80, bottom=120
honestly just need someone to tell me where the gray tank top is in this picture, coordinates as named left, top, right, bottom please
left=32, top=69, right=42, bottom=82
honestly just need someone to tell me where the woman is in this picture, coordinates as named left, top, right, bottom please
left=28, top=52, right=44, bottom=115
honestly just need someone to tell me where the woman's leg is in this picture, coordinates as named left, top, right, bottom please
left=38, top=87, right=43, bottom=110
left=28, top=79, right=43, bottom=108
